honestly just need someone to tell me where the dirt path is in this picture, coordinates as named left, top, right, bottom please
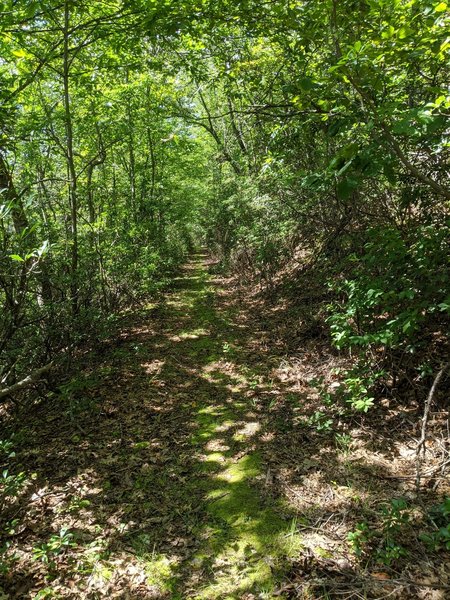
left=1, top=253, right=300, bottom=599
left=2, top=253, right=449, bottom=600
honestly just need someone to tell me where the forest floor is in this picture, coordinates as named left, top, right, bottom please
left=1, top=253, right=449, bottom=599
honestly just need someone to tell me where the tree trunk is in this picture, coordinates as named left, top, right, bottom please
left=63, top=0, right=79, bottom=316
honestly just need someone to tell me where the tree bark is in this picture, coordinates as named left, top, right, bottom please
left=0, top=362, right=53, bottom=401
left=63, top=0, right=79, bottom=316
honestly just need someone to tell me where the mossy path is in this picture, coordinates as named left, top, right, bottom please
left=138, top=253, right=300, bottom=598
left=4, top=254, right=449, bottom=600
left=3, top=253, right=301, bottom=599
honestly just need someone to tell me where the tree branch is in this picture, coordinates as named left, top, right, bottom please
left=0, top=362, right=54, bottom=400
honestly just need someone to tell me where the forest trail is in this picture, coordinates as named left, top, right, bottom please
left=9, top=253, right=302, bottom=599
left=3, top=2, right=449, bottom=597
left=5, top=254, right=450, bottom=599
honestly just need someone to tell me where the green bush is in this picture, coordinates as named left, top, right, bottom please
left=328, top=222, right=450, bottom=351
left=327, top=221, right=449, bottom=404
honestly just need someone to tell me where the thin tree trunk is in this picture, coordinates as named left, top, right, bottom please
left=148, top=128, right=156, bottom=203
left=227, top=97, right=248, bottom=155
left=63, top=0, right=79, bottom=316
left=0, top=152, right=31, bottom=237
left=0, top=152, right=52, bottom=305
left=198, top=90, right=242, bottom=176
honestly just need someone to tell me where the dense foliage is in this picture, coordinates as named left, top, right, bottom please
left=0, top=2, right=449, bottom=597
left=1, top=0, right=449, bottom=399
left=1, top=1, right=214, bottom=381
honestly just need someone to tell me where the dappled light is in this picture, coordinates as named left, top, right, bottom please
left=2, top=254, right=448, bottom=598
left=1, top=1, right=449, bottom=598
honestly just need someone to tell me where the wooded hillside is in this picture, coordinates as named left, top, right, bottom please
left=1, top=1, right=449, bottom=598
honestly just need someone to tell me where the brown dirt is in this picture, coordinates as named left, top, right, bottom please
left=0, top=253, right=449, bottom=599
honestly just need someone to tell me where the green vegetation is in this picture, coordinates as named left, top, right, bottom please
left=1, top=0, right=448, bottom=410
left=1, top=0, right=449, bottom=597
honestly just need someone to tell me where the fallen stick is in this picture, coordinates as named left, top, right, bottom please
left=0, top=361, right=53, bottom=400
left=415, top=363, right=449, bottom=488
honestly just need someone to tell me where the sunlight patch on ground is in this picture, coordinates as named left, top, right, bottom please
left=141, top=359, right=165, bottom=375
left=194, top=452, right=303, bottom=598
left=234, top=421, right=261, bottom=439
left=144, top=553, right=178, bottom=593
left=215, top=453, right=260, bottom=484
left=201, top=451, right=227, bottom=464
left=83, top=552, right=178, bottom=598
left=214, top=420, right=235, bottom=433
left=179, top=327, right=210, bottom=339
left=205, top=439, right=230, bottom=453
left=200, top=361, right=251, bottom=392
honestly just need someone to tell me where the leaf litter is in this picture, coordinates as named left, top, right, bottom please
left=0, top=253, right=449, bottom=599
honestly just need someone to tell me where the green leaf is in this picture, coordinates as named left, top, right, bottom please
left=9, top=254, right=24, bottom=262
left=337, top=177, right=358, bottom=200
left=398, top=26, right=412, bottom=39
left=302, top=173, right=323, bottom=190
left=402, top=320, right=413, bottom=333
left=299, top=76, right=314, bottom=91
left=12, top=48, right=27, bottom=58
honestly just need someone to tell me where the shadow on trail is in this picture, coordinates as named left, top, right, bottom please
left=1, top=253, right=448, bottom=599
left=2, top=253, right=296, bottom=599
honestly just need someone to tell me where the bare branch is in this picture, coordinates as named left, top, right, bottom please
left=0, top=362, right=53, bottom=400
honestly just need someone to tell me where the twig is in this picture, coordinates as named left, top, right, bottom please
left=375, top=472, right=448, bottom=481
left=208, top=492, right=230, bottom=503
left=415, top=363, right=449, bottom=489
left=365, top=574, right=450, bottom=591
left=0, top=361, right=54, bottom=400
left=296, top=523, right=346, bottom=541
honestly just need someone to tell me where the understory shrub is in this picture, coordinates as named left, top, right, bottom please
left=327, top=220, right=450, bottom=401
